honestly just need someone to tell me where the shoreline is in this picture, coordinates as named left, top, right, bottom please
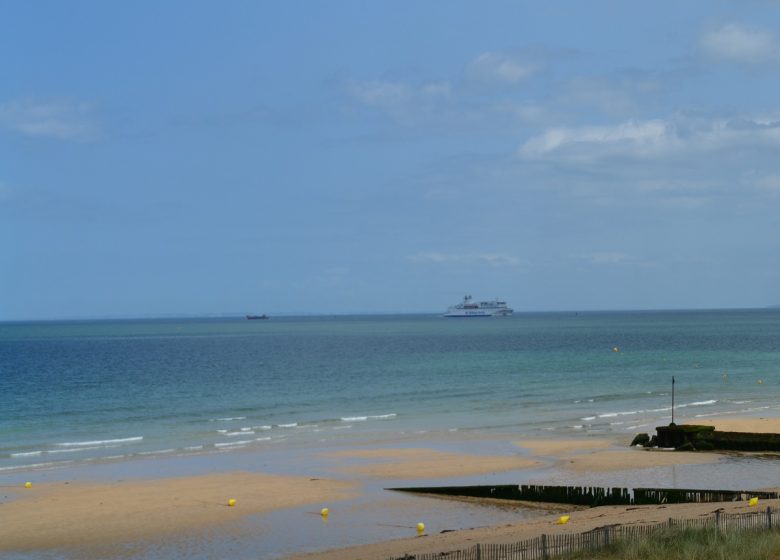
left=1, top=418, right=778, bottom=558
left=286, top=496, right=780, bottom=560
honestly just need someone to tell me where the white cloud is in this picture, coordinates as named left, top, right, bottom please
left=409, top=252, right=520, bottom=266
left=562, top=74, right=661, bottom=116
left=465, top=52, right=537, bottom=85
left=347, top=79, right=453, bottom=124
left=420, top=82, right=451, bottom=97
left=519, top=119, right=676, bottom=162
left=348, top=80, right=412, bottom=109
left=748, top=173, right=780, bottom=192
left=518, top=116, right=780, bottom=163
left=0, top=99, right=98, bottom=140
left=700, top=23, right=779, bottom=64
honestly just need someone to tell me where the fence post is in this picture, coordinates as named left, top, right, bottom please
left=542, top=533, right=548, bottom=560
left=768, top=506, right=772, bottom=530
left=715, top=510, right=720, bottom=533
left=475, top=542, right=481, bottom=560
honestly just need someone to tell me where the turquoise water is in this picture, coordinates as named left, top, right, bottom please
left=2, top=310, right=779, bottom=473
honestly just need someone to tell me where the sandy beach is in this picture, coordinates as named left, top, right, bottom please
left=325, top=447, right=542, bottom=479
left=681, top=417, right=780, bottom=433
left=4, top=417, right=777, bottom=558
left=0, top=471, right=358, bottom=552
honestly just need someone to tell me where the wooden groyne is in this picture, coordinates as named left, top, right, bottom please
left=388, top=484, right=780, bottom=507
left=649, top=424, right=780, bottom=451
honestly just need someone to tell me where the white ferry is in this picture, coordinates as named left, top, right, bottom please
left=443, top=295, right=513, bottom=317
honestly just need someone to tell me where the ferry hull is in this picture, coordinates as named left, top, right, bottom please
left=443, top=295, right=513, bottom=317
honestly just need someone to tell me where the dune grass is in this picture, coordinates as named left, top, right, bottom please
left=563, top=527, right=780, bottom=560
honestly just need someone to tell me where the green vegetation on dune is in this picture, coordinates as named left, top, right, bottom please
left=562, top=528, right=780, bottom=560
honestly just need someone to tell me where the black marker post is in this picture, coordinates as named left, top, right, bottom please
left=671, top=376, right=675, bottom=425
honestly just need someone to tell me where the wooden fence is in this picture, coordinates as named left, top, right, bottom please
left=387, top=507, right=778, bottom=560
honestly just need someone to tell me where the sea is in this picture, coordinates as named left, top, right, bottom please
left=2, top=309, right=779, bottom=475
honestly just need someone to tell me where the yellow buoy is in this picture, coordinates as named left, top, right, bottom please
left=612, top=347, right=619, bottom=353
left=758, top=379, right=763, bottom=384
left=557, top=515, right=570, bottom=524
left=749, top=497, right=759, bottom=506
left=227, top=498, right=236, bottom=507
left=417, top=522, right=425, bottom=535
left=24, top=481, right=32, bottom=489
left=321, top=507, right=329, bottom=517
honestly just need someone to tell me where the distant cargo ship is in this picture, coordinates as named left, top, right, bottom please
left=444, top=295, right=513, bottom=317
left=246, top=314, right=269, bottom=320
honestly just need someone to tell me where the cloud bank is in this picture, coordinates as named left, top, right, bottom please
left=700, top=23, right=779, bottom=65
left=0, top=99, right=97, bottom=140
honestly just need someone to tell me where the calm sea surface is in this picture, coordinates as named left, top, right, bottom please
left=2, top=310, right=779, bottom=473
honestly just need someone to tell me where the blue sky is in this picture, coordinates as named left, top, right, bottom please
left=3, top=1, right=780, bottom=319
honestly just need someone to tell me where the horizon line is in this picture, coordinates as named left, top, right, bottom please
left=2, top=305, right=778, bottom=323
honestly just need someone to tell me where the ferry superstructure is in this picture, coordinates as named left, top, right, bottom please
left=443, top=295, right=513, bottom=317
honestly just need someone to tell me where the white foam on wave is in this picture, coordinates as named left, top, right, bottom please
left=252, top=425, right=272, bottom=430
left=686, top=400, right=717, bottom=407
left=214, top=440, right=252, bottom=448
left=0, top=460, right=74, bottom=472
left=216, top=429, right=228, bottom=434
left=55, top=436, right=143, bottom=447
left=226, top=431, right=254, bottom=436
left=572, top=425, right=583, bottom=429
left=48, top=445, right=109, bottom=454
left=340, top=413, right=396, bottom=422
left=255, top=437, right=271, bottom=442
left=333, top=425, right=352, bottom=430
left=695, top=404, right=771, bottom=419
left=10, top=451, right=43, bottom=458
left=581, top=416, right=596, bottom=421
left=278, top=423, right=298, bottom=428
left=138, top=449, right=176, bottom=456
left=184, top=445, right=204, bottom=451
left=213, top=417, right=246, bottom=422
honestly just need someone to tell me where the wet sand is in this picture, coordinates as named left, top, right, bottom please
left=516, top=436, right=722, bottom=472
left=287, top=496, right=780, bottom=560
left=325, top=447, right=541, bottom=479
left=515, top=438, right=616, bottom=456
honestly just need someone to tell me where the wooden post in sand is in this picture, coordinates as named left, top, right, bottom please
left=671, top=376, right=675, bottom=425
left=768, top=506, right=773, bottom=529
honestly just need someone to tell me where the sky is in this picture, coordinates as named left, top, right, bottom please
left=3, top=1, right=780, bottom=319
